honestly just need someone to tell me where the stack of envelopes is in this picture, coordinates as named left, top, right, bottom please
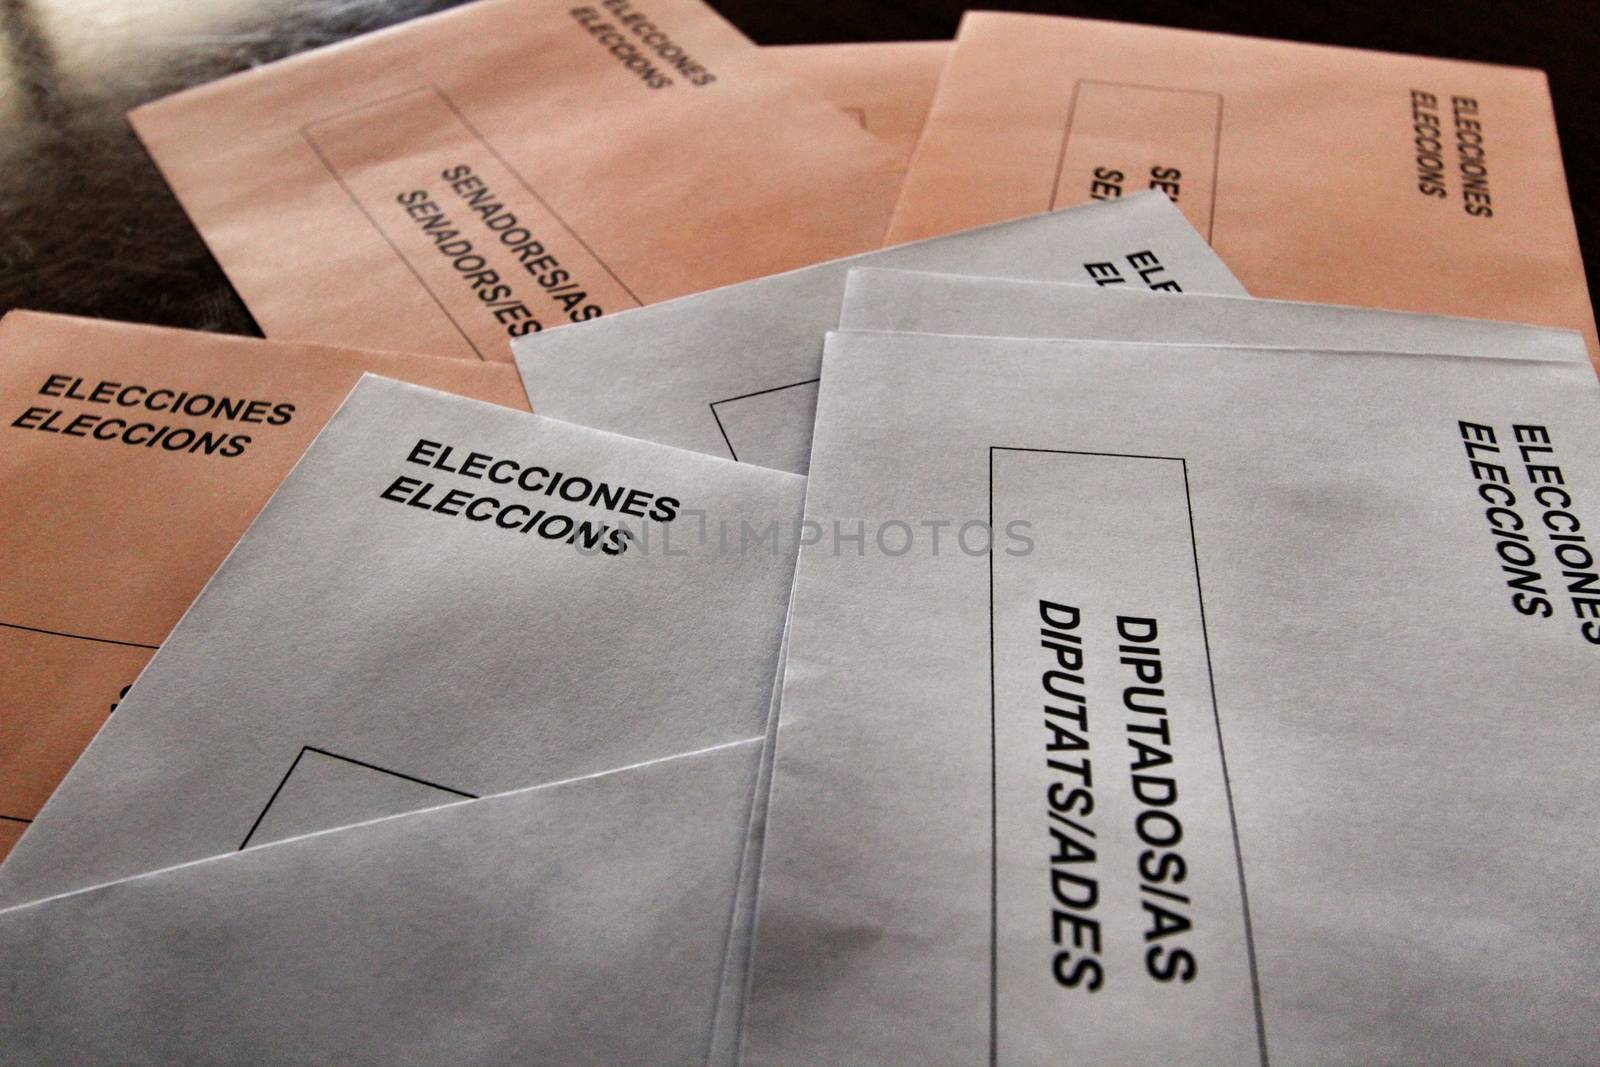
left=3, top=3, right=1596, bottom=1064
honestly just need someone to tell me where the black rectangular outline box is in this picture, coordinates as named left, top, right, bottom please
left=1049, top=80, right=1224, bottom=242
left=986, top=445, right=1265, bottom=1065
left=300, top=85, right=643, bottom=360
left=707, top=376, right=820, bottom=462
left=239, top=745, right=476, bottom=850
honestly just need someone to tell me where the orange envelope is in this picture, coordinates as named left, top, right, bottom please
left=889, top=13, right=1599, bottom=367
left=0, top=311, right=529, bottom=860
left=129, top=0, right=904, bottom=363
left=769, top=42, right=949, bottom=169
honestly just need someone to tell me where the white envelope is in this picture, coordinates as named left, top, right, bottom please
left=708, top=569, right=798, bottom=1067
left=0, top=376, right=803, bottom=909
left=1, top=740, right=759, bottom=1066
left=711, top=271, right=1589, bottom=1061
left=840, top=268, right=1592, bottom=364
left=512, top=191, right=1244, bottom=475
left=743, top=332, right=1600, bottom=1065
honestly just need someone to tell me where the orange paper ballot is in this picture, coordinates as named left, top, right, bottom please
left=889, top=13, right=1598, bottom=367
left=130, top=0, right=904, bottom=362
left=770, top=42, right=949, bottom=170
left=0, top=312, right=529, bottom=859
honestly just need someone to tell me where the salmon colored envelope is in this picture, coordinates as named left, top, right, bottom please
left=888, top=12, right=1599, bottom=368
left=0, top=311, right=529, bottom=860
left=769, top=42, right=949, bottom=170
left=129, top=0, right=904, bottom=363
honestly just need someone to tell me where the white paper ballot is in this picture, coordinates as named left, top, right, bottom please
left=1, top=740, right=759, bottom=1066
left=0, top=376, right=803, bottom=908
left=512, top=191, right=1244, bottom=475
left=743, top=333, right=1600, bottom=1065
left=840, top=268, right=1593, bottom=364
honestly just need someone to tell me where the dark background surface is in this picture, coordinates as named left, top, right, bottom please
left=1, top=0, right=1594, bottom=337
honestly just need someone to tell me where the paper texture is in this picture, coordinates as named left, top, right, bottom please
left=130, top=0, right=904, bottom=361
left=840, top=268, right=1591, bottom=363
left=743, top=332, right=1600, bottom=1064
left=708, top=568, right=799, bottom=1067
left=1, top=740, right=760, bottom=1066
left=0, top=376, right=803, bottom=907
left=0, top=312, right=529, bottom=862
left=715, top=271, right=1580, bottom=1061
left=769, top=41, right=948, bottom=169
left=887, top=13, right=1599, bottom=367
left=514, top=191, right=1244, bottom=475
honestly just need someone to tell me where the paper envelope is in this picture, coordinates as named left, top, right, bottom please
left=130, top=0, right=904, bottom=361
left=769, top=41, right=949, bottom=169
left=840, top=268, right=1592, bottom=363
left=742, top=332, right=1600, bottom=1064
left=1, top=740, right=761, bottom=1065
left=0, top=312, right=529, bottom=862
left=705, top=267, right=1588, bottom=1062
left=0, top=376, right=803, bottom=908
left=707, top=570, right=797, bottom=1067
left=887, top=13, right=1599, bottom=368
left=513, top=192, right=1244, bottom=475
